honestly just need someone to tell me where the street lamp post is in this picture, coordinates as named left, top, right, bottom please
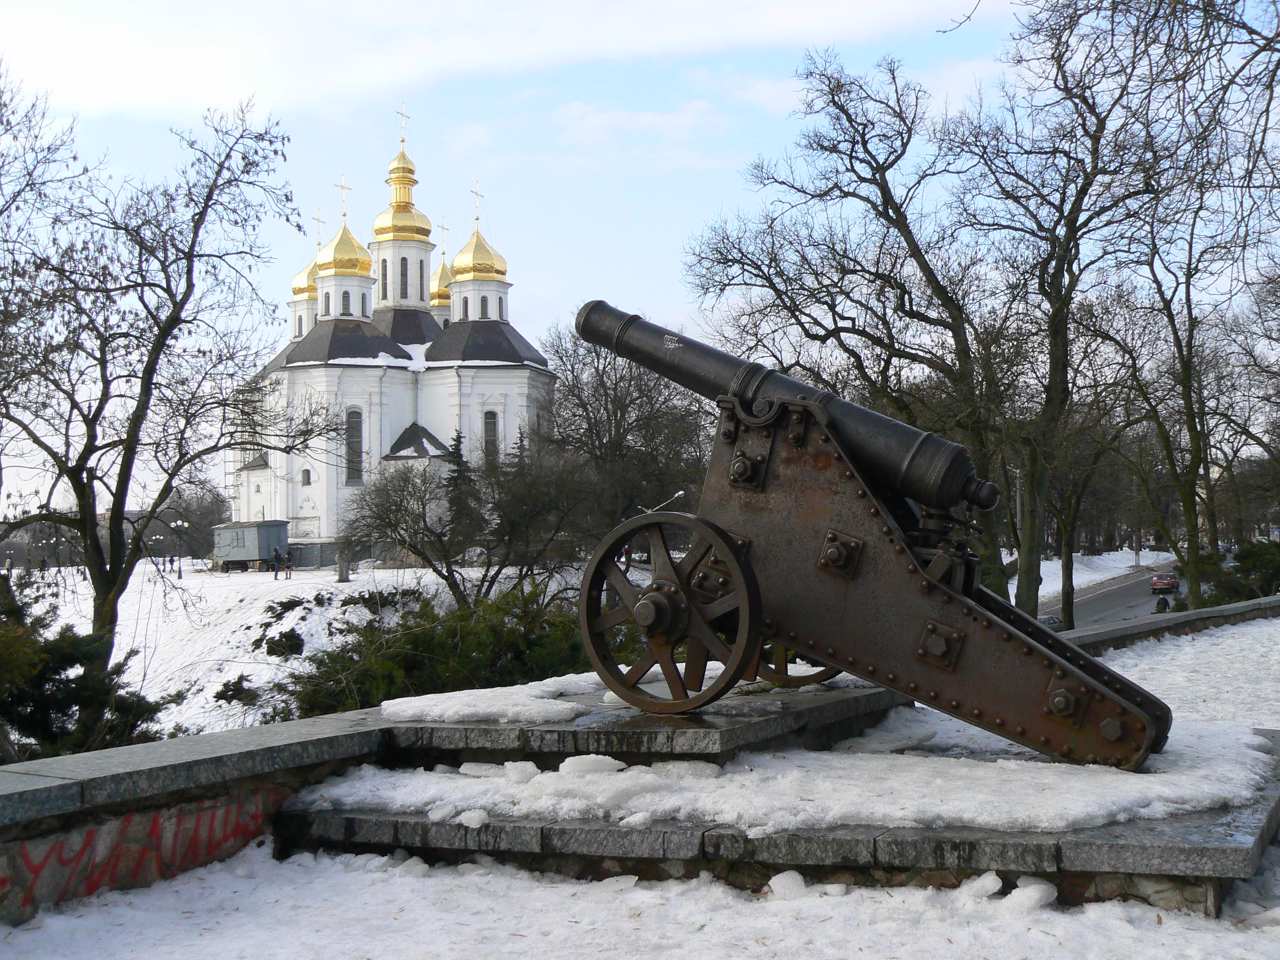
left=172, top=519, right=189, bottom=580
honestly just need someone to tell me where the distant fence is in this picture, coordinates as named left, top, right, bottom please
left=1063, top=594, right=1280, bottom=655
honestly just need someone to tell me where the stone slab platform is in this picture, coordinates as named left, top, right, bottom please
left=274, top=729, right=1280, bottom=917
left=385, top=684, right=909, bottom=766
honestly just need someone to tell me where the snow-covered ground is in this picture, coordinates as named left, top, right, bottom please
left=45, top=564, right=440, bottom=733
left=1009, top=548, right=1176, bottom=603
left=7, top=616, right=1280, bottom=957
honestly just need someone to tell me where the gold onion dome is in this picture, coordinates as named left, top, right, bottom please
left=451, top=227, right=507, bottom=283
left=373, top=143, right=432, bottom=243
left=291, top=257, right=318, bottom=297
left=429, top=255, right=453, bottom=307
left=315, top=222, right=372, bottom=277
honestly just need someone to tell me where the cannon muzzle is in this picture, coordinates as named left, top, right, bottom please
left=576, top=299, right=999, bottom=512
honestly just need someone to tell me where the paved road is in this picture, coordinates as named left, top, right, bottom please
left=1039, top=564, right=1182, bottom=628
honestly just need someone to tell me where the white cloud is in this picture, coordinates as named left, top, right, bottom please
left=2, top=0, right=1013, bottom=117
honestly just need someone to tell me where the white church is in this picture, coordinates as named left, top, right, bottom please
left=230, top=141, right=554, bottom=565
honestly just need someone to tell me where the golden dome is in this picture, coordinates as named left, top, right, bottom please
left=429, top=254, right=453, bottom=307
left=314, top=222, right=372, bottom=277
left=451, top=227, right=507, bottom=283
left=291, top=257, right=318, bottom=297
left=373, top=143, right=432, bottom=244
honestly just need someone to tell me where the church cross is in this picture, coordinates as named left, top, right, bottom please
left=436, top=221, right=449, bottom=257
left=334, top=176, right=352, bottom=219
left=311, top=208, right=326, bottom=245
left=470, top=180, right=484, bottom=224
left=396, top=103, right=411, bottom=143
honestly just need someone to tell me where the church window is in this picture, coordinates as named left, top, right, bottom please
left=295, top=313, right=302, bottom=337
left=254, top=484, right=261, bottom=494
left=480, top=295, right=490, bottom=319
left=361, top=292, right=368, bottom=316
left=462, top=296, right=469, bottom=320
left=323, top=292, right=331, bottom=316
left=419, top=260, right=425, bottom=300
left=483, top=411, right=499, bottom=463
left=399, top=257, right=408, bottom=299
left=341, top=291, right=351, bottom=316
left=300, top=468, right=312, bottom=487
left=499, top=296, right=505, bottom=321
left=345, top=410, right=363, bottom=485
left=380, top=259, right=388, bottom=300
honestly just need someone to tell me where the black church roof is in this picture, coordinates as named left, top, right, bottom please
left=422, top=320, right=548, bottom=367
left=263, top=319, right=413, bottom=372
left=385, top=422, right=450, bottom=460
left=371, top=306, right=443, bottom=346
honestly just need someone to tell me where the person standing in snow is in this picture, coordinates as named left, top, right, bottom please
left=284, top=551, right=293, bottom=580
left=271, top=546, right=282, bottom=581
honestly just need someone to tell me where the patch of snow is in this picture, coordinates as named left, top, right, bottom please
left=43, top=565, right=438, bottom=734
left=559, top=754, right=626, bottom=775
left=13, top=842, right=1280, bottom=959
left=381, top=672, right=604, bottom=724
left=766, top=870, right=807, bottom=900
left=288, top=715, right=1271, bottom=834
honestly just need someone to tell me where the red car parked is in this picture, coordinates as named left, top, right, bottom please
left=1151, top=572, right=1180, bottom=594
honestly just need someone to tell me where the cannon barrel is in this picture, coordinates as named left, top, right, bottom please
left=576, top=300, right=999, bottom=511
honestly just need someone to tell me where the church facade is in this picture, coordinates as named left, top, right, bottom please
left=230, top=142, right=554, bottom=565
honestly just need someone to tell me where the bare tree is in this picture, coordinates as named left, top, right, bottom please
left=0, top=99, right=337, bottom=745
left=343, top=434, right=585, bottom=611
left=542, top=322, right=712, bottom=535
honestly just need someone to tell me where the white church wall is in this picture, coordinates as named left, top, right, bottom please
left=371, top=239, right=434, bottom=309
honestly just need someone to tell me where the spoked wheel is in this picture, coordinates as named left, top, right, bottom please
left=755, top=640, right=842, bottom=688
left=579, top=512, right=761, bottom=714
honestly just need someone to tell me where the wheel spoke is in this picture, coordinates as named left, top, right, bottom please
left=647, top=527, right=679, bottom=583
left=602, top=559, right=639, bottom=608
left=594, top=604, right=632, bottom=631
left=698, top=592, right=741, bottom=622
left=685, top=609, right=732, bottom=663
left=772, top=642, right=788, bottom=673
left=656, top=648, right=688, bottom=701
left=684, top=639, right=708, bottom=692
left=675, top=535, right=713, bottom=585
left=622, top=651, right=658, bottom=687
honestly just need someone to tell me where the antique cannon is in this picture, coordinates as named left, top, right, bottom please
left=575, top=300, right=1172, bottom=770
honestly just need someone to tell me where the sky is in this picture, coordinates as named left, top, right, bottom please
left=1, top=0, right=1016, bottom=351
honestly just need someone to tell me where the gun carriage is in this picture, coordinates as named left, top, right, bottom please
left=574, top=300, right=1172, bottom=771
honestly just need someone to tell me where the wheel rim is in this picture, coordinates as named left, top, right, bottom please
left=755, top=641, right=842, bottom=688
left=579, top=512, right=761, bottom=714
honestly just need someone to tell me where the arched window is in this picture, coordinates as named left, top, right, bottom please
left=254, top=483, right=261, bottom=494
left=361, top=292, right=368, bottom=316
left=483, top=411, right=499, bottom=462
left=380, top=259, right=388, bottom=300
left=498, top=296, right=505, bottom=321
left=462, top=296, right=469, bottom=320
left=341, top=290, right=351, bottom=315
left=300, top=468, right=312, bottom=487
left=480, top=295, right=490, bottom=319
left=399, top=257, right=408, bottom=299
left=323, top=292, right=331, bottom=316
left=418, top=260, right=425, bottom=300
left=295, top=313, right=302, bottom=337
left=345, top=410, right=363, bottom=485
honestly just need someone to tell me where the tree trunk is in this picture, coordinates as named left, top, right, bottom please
left=1059, top=519, right=1077, bottom=630
left=1014, top=455, right=1048, bottom=616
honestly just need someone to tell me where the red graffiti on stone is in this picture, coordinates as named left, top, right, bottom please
left=0, top=786, right=290, bottom=911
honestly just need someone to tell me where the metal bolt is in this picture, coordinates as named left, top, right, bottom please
left=1099, top=717, right=1124, bottom=742
left=856, top=488, right=866, bottom=497
left=870, top=507, right=879, bottom=516
left=826, top=532, right=838, bottom=542
left=886, top=672, right=896, bottom=682
left=717, top=576, right=729, bottom=587
left=994, top=718, right=1004, bottom=727
left=1048, top=689, right=1076, bottom=717
left=949, top=699, right=960, bottom=709
left=826, top=647, right=835, bottom=656
left=928, top=690, right=938, bottom=700
left=754, top=454, right=766, bottom=463
left=907, top=682, right=918, bottom=692
left=1055, top=669, right=1065, bottom=679
left=1015, top=725, right=1025, bottom=735
left=971, top=708, right=982, bottom=718
left=881, top=525, right=891, bottom=535
left=866, top=665, right=876, bottom=674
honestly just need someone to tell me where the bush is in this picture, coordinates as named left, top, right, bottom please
left=270, top=586, right=592, bottom=719
left=1198, top=542, right=1280, bottom=604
